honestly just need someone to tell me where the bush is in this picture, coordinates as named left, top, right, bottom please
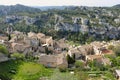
left=0, top=45, right=9, bottom=55
left=66, top=54, right=75, bottom=64
left=113, top=45, right=120, bottom=56
left=111, top=56, right=120, bottom=67
left=0, top=60, right=22, bottom=80
left=11, top=53, right=25, bottom=59
left=75, top=61, right=84, bottom=69
left=58, top=64, right=67, bottom=72
left=108, top=45, right=114, bottom=50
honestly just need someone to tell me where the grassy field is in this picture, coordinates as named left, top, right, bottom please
left=0, top=60, right=86, bottom=80
left=48, top=69, right=78, bottom=80
left=0, top=60, right=52, bottom=80
left=0, top=60, right=116, bottom=80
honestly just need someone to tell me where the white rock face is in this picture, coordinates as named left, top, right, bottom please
left=55, top=22, right=81, bottom=32
left=114, top=18, right=120, bottom=24
left=81, top=18, right=89, bottom=25
left=72, top=17, right=81, bottom=24
left=54, top=15, right=64, bottom=23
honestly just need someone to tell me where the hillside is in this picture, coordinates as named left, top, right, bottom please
left=0, top=4, right=41, bottom=16
left=0, top=4, right=120, bottom=43
left=34, top=6, right=66, bottom=11
left=112, top=4, right=120, bottom=8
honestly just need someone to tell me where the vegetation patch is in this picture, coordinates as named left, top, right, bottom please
left=0, top=45, right=9, bottom=55
left=0, top=60, right=52, bottom=80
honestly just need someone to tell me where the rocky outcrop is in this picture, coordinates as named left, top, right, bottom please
left=55, top=22, right=81, bottom=32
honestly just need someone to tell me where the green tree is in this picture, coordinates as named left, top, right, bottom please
left=116, top=57, right=120, bottom=66
left=45, top=46, right=49, bottom=55
left=58, top=64, right=67, bottom=72
left=75, top=61, right=84, bottom=70
left=11, top=53, right=25, bottom=59
left=113, top=45, right=120, bottom=56
left=8, top=34, right=11, bottom=40
left=66, top=54, right=75, bottom=64
left=86, top=36, right=95, bottom=44
left=72, top=54, right=76, bottom=63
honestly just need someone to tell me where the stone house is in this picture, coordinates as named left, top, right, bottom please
left=0, top=36, right=8, bottom=44
left=45, top=36, right=53, bottom=46
left=39, top=36, right=53, bottom=46
left=38, top=46, right=46, bottom=53
left=95, top=57, right=111, bottom=66
left=90, top=41, right=105, bottom=55
left=37, top=33, right=45, bottom=39
left=68, top=48, right=81, bottom=59
left=54, top=39, right=68, bottom=51
left=68, top=45, right=94, bottom=60
left=86, top=55, right=102, bottom=61
left=28, top=32, right=37, bottom=39
left=38, top=54, right=68, bottom=68
left=36, top=33, right=53, bottom=46
left=101, top=58, right=111, bottom=65
left=101, top=49, right=114, bottom=55
left=11, top=31, right=24, bottom=39
left=78, top=45, right=94, bottom=55
left=9, top=36, right=18, bottom=43
left=24, top=37, right=39, bottom=47
left=85, top=49, right=111, bottom=64
left=109, top=40, right=120, bottom=46
left=11, top=43, right=32, bottom=54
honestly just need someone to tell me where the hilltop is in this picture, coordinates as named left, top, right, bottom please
left=112, top=4, right=120, bottom=8
left=0, top=4, right=41, bottom=16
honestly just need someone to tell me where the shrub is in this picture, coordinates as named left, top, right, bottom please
left=66, top=54, right=75, bottom=64
left=0, top=45, right=9, bottom=55
left=8, top=34, right=11, bottom=40
left=58, top=64, right=67, bottom=72
left=108, top=45, right=114, bottom=50
left=75, top=61, right=84, bottom=69
left=11, top=53, right=25, bottom=59
left=113, top=45, right=120, bottom=56
left=0, top=60, right=22, bottom=80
